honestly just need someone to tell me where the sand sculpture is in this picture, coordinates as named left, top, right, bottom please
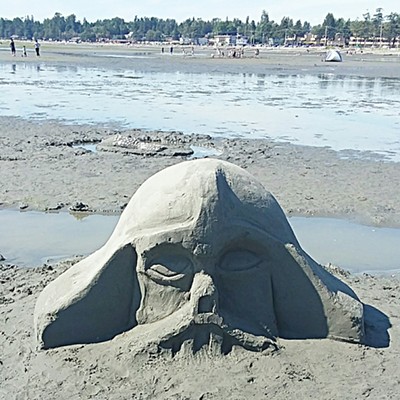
left=34, top=159, right=364, bottom=353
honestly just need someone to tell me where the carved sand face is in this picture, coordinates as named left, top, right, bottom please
left=34, top=159, right=364, bottom=353
left=124, top=164, right=295, bottom=353
left=134, top=211, right=280, bottom=353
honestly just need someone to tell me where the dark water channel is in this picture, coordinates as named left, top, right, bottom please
left=1, top=210, right=399, bottom=275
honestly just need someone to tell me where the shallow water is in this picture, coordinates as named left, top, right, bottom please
left=290, top=217, right=400, bottom=275
left=73, top=142, right=222, bottom=158
left=1, top=210, right=399, bottom=275
left=1, top=62, right=399, bottom=160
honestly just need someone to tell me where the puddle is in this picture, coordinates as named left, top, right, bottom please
left=0, top=211, right=118, bottom=267
left=0, top=210, right=399, bottom=275
left=289, top=217, right=400, bottom=275
left=72, top=143, right=98, bottom=152
left=72, top=143, right=222, bottom=158
left=1, top=63, right=399, bottom=161
left=189, top=145, right=223, bottom=159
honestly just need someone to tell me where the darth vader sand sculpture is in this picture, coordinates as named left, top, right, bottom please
left=35, top=159, right=364, bottom=353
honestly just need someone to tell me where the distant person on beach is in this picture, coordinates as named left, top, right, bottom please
left=22, top=45, right=27, bottom=57
left=34, top=40, right=40, bottom=56
left=10, top=38, right=16, bottom=56
left=170, top=46, right=173, bottom=54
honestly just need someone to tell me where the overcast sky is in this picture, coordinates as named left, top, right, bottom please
left=1, top=1, right=398, bottom=25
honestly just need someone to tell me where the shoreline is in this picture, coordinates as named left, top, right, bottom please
left=1, top=42, right=400, bottom=78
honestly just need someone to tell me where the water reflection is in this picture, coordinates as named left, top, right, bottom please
left=317, top=73, right=400, bottom=95
left=291, top=218, right=400, bottom=275
left=0, top=62, right=399, bottom=160
left=0, top=210, right=117, bottom=267
left=1, top=210, right=399, bottom=274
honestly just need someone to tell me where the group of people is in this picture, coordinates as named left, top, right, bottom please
left=212, top=46, right=260, bottom=59
left=161, top=46, right=195, bottom=56
left=9, top=38, right=41, bottom=57
left=213, top=46, right=245, bottom=58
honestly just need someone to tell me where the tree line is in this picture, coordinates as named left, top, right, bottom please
left=0, top=9, right=399, bottom=46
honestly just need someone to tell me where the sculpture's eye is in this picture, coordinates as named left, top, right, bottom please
left=146, top=255, right=193, bottom=283
left=220, top=250, right=262, bottom=272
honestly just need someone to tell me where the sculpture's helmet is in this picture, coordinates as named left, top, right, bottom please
left=34, top=159, right=365, bottom=352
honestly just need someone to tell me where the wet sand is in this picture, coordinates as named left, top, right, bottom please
left=1, top=116, right=399, bottom=227
left=1, top=259, right=399, bottom=399
left=1, top=45, right=400, bottom=399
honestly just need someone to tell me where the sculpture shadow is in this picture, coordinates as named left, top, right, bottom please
left=362, top=304, right=391, bottom=348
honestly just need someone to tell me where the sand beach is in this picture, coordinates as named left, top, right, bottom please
left=1, top=43, right=400, bottom=399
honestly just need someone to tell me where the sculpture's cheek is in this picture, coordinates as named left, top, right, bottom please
left=136, top=275, right=190, bottom=324
left=217, top=266, right=278, bottom=337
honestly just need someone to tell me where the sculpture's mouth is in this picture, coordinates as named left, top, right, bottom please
left=158, top=312, right=277, bottom=355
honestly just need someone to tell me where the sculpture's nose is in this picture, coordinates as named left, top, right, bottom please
left=190, top=272, right=218, bottom=314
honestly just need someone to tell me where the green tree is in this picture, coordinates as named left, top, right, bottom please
left=43, top=13, right=66, bottom=40
left=322, top=13, right=336, bottom=40
left=32, top=20, right=43, bottom=39
left=311, top=24, right=324, bottom=40
left=179, top=18, right=195, bottom=38
left=145, top=29, right=161, bottom=41
left=80, top=27, right=96, bottom=42
left=384, top=12, right=400, bottom=47
left=361, top=11, right=373, bottom=42
left=350, top=19, right=364, bottom=42
left=23, top=16, right=35, bottom=39
left=336, top=18, right=351, bottom=44
left=0, top=18, right=13, bottom=38
left=1, top=8, right=400, bottom=46
left=102, top=17, right=128, bottom=39
left=64, top=14, right=81, bottom=39
left=255, top=11, right=269, bottom=43
left=293, top=20, right=303, bottom=43
left=250, top=19, right=257, bottom=42
left=92, top=20, right=110, bottom=40
left=212, top=18, right=227, bottom=34
left=278, top=17, right=293, bottom=43
left=12, top=17, right=24, bottom=37
left=372, top=7, right=384, bottom=44
left=303, top=21, right=311, bottom=34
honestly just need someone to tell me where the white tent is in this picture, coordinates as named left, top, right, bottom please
left=325, top=49, right=343, bottom=62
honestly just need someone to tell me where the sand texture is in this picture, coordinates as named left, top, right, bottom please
left=1, top=261, right=399, bottom=399
left=1, top=117, right=400, bottom=227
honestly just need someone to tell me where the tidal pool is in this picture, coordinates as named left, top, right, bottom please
left=1, top=62, right=399, bottom=160
left=1, top=210, right=399, bottom=275
left=72, top=142, right=222, bottom=158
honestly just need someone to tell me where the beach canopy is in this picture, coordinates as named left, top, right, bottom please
left=325, top=49, right=343, bottom=62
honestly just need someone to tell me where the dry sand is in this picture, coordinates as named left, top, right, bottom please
left=1, top=45, right=400, bottom=399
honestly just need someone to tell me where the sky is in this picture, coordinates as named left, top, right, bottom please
left=1, top=1, right=398, bottom=25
